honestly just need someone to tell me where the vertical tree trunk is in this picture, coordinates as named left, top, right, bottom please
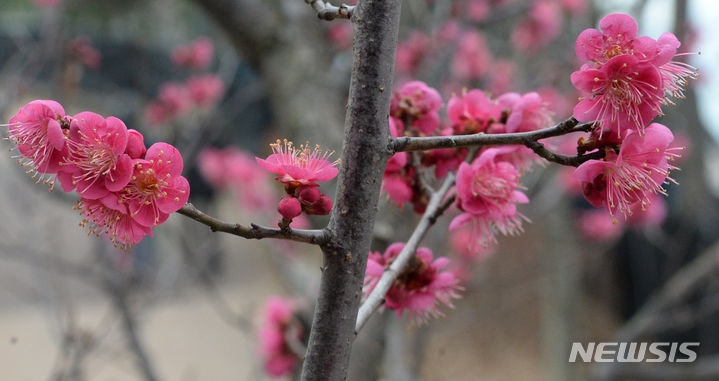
left=300, top=0, right=401, bottom=379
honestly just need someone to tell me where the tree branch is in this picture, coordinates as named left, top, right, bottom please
left=176, top=203, right=328, bottom=245
left=355, top=173, right=456, bottom=334
left=299, top=0, right=401, bottom=379
left=304, top=0, right=355, bottom=20
left=390, top=117, right=600, bottom=166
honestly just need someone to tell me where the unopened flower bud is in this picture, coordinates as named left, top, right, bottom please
left=307, top=194, right=332, bottom=216
left=278, top=196, right=302, bottom=220
left=126, top=129, right=147, bottom=159
left=298, top=186, right=320, bottom=205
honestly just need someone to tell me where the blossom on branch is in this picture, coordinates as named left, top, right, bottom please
left=5, top=100, right=189, bottom=250
left=449, top=148, right=529, bottom=250
left=572, top=13, right=697, bottom=137
left=6, top=100, right=68, bottom=181
left=256, top=140, right=339, bottom=221
left=573, top=123, right=679, bottom=219
left=363, top=243, right=462, bottom=324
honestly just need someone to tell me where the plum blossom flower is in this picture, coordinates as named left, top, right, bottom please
left=574, top=123, right=679, bottom=219
left=574, top=13, right=697, bottom=105
left=363, top=243, right=462, bottom=324
left=256, top=140, right=340, bottom=188
left=259, top=297, right=303, bottom=378
left=447, top=89, right=500, bottom=135
left=449, top=148, right=529, bottom=249
left=571, top=54, right=664, bottom=137
left=76, top=197, right=153, bottom=250
left=171, top=37, right=214, bottom=70
left=390, top=81, right=442, bottom=135
left=492, top=92, right=554, bottom=171
left=58, top=112, right=134, bottom=199
left=121, top=143, right=190, bottom=227
left=6, top=100, right=68, bottom=179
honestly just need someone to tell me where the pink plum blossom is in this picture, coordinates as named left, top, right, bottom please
left=121, top=143, right=190, bottom=227
left=363, top=243, right=462, bottom=324
left=7, top=100, right=68, bottom=177
left=571, top=54, right=664, bottom=137
left=449, top=148, right=529, bottom=249
left=574, top=13, right=697, bottom=105
left=77, top=198, right=153, bottom=250
left=390, top=81, right=442, bottom=135
left=574, top=123, right=679, bottom=219
left=171, top=37, right=214, bottom=70
left=447, top=89, right=500, bottom=135
left=256, top=140, right=339, bottom=188
left=58, top=112, right=134, bottom=199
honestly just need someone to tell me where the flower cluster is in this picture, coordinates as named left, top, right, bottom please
left=569, top=14, right=693, bottom=221
left=258, top=297, right=304, bottom=378
left=572, top=13, right=697, bottom=138
left=450, top=148, right=530, bottom=249
left=574, top=123, right=680, bottom=219
left=256, top=140, right=340, bottom=222
left=363, top=243, right=462, bottom=324
left=383, top=81, right=551, bottom=217
left=5, top=100, right=189, bottom=250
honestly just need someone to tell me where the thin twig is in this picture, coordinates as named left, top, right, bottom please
left=391, top=118, right=599, bottom=167
left=176, top=203, right=329, bottom=245
left=304, top=0, right=355, bottom=20
left=355, top=173, right=456, bottom=334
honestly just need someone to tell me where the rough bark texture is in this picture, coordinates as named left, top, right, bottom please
left=300, top=0, right=401, bottom=379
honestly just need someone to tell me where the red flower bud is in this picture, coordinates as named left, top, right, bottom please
left=278, top=196, right=302, bottom=220
left=298, top=186, right=320, bottom=205
left=307, top=194, right=332, bottom=216
left=126, top=129, right=147, bottom=159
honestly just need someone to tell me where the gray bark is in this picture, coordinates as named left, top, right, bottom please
left=300, top=0, right=401, bottom=379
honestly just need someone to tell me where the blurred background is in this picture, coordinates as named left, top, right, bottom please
left=0, top=0, right=717, bottom=380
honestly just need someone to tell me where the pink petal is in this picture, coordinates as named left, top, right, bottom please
left=157, top=176, right=190, bottom=214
